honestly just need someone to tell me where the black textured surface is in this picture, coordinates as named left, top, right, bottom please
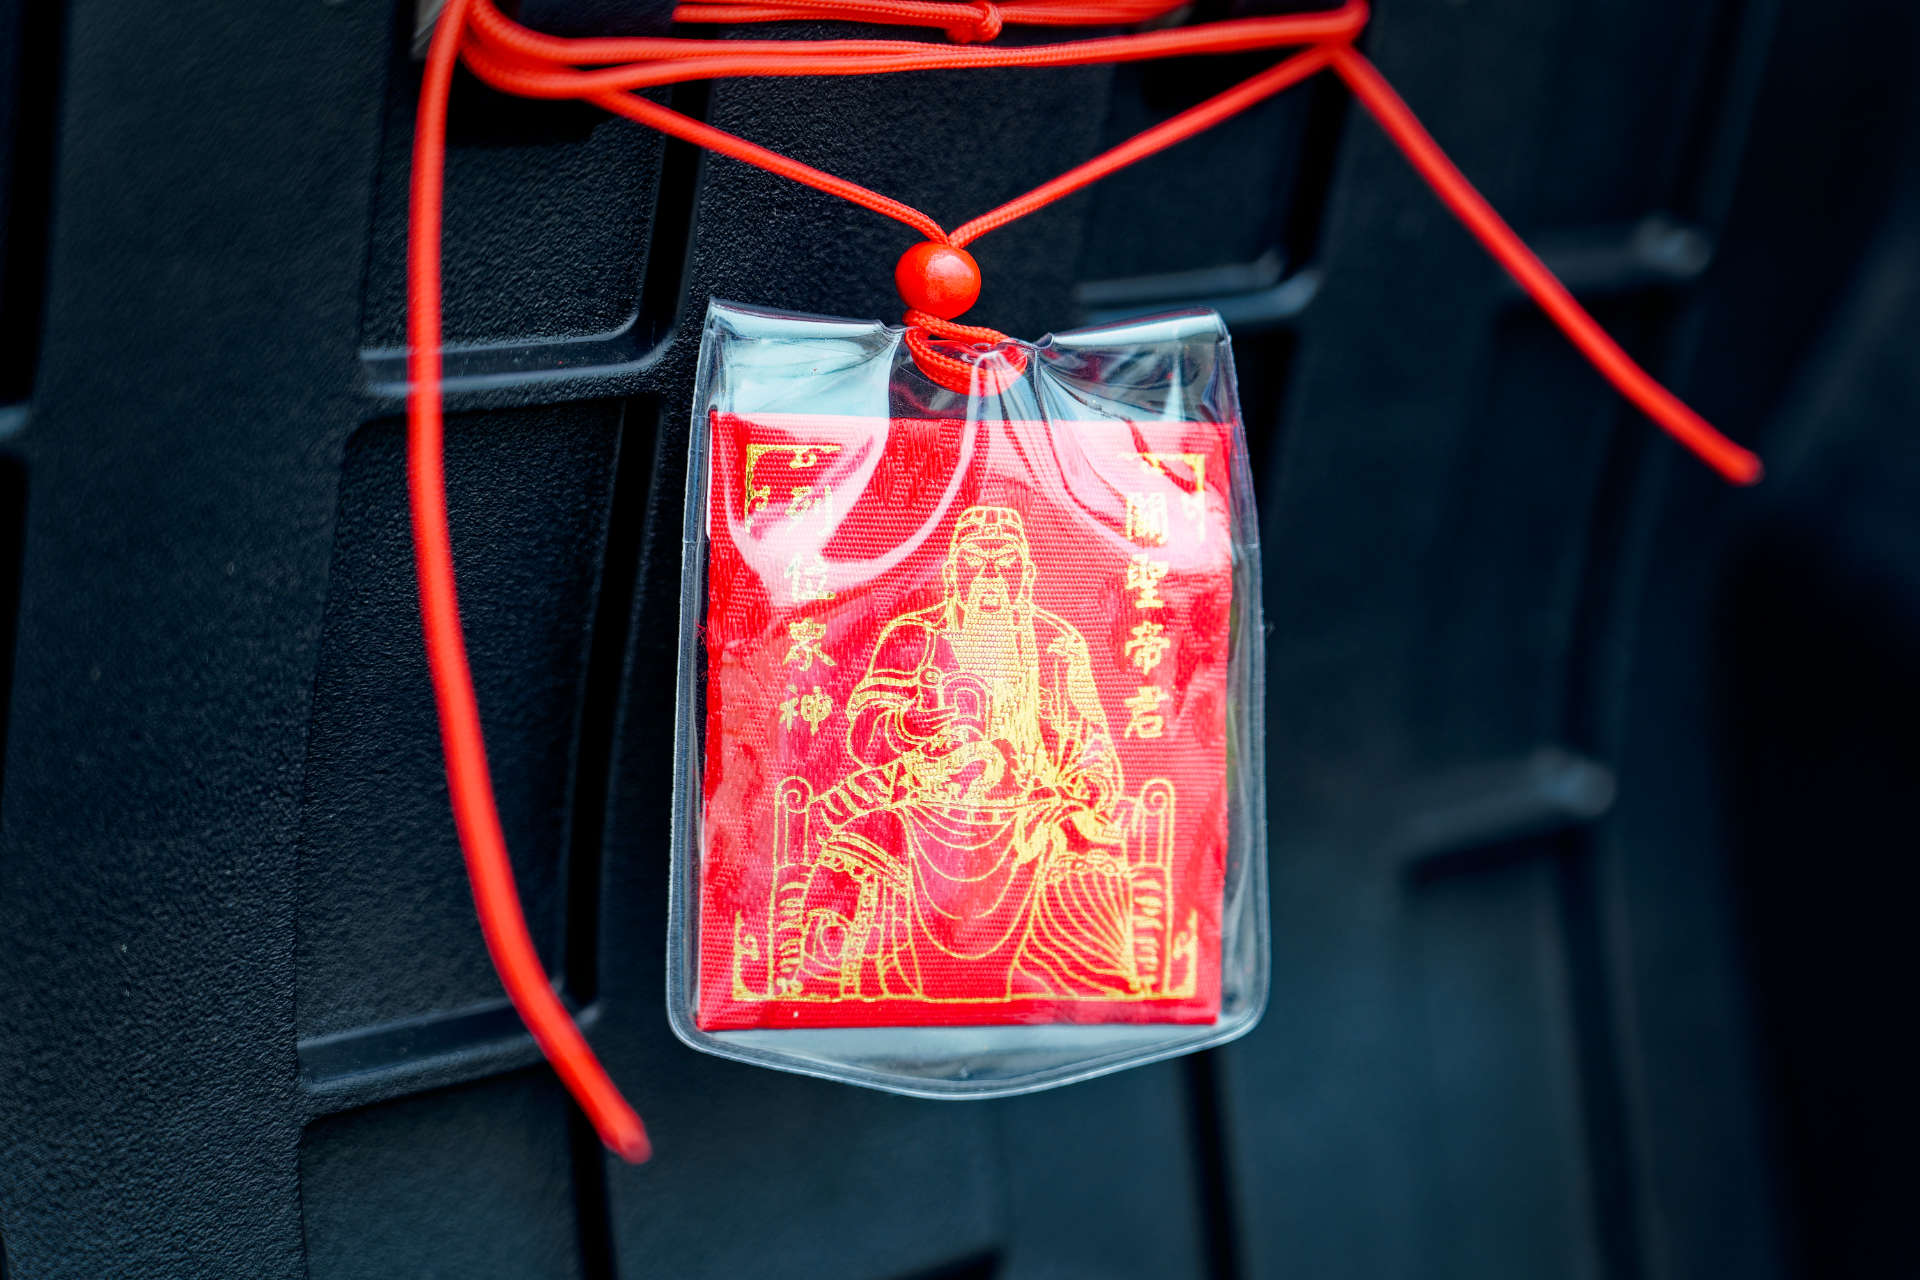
left=0, top=0, right=60, bottom=401
left=296, top=407, right=620, bottom=1038
left=0, top=453, right=20, bottom=821
left=302, top=1072, right=588, bottom=1280
left=1, top=0, right=1917, bottom=1276
left=363, top=14, right=670, bottom=353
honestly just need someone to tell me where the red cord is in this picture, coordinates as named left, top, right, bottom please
left=948, top=43, right=1335, bottom=246
left=444, top=0, right=1759, bottom=479
left=1325, top=46, right=1762, bottom=485
left=903, top=309, right=1029, bottom=393
left=409, top=0, right=650, bottom=1163
left=408, top=0, right=1763, bottom=1162
left=676, top=1, right=1184, bottom=42
left=453, top=0, right=1370, bottom=247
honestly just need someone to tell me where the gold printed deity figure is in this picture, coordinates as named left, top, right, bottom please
left=776, top=505, right=1146, bottom=1001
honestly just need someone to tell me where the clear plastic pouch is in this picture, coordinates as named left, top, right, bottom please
left=668, top=299, right=1268, bottom=1097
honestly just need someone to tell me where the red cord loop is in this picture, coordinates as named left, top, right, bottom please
left=903, top=308, right=1029, bottom=393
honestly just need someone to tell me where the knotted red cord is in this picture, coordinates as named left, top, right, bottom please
left=676, top=1, right=1185, bottom=42
left=409, top=0, right=1763, bottom=1163
left=903, top=310, right=1029, bottom=393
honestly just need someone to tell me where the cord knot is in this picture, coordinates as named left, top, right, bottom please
left=903, top=308, right=1028, bottom=394
left=946, top=1, right=1003, bottom=43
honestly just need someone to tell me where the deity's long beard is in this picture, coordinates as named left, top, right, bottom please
left=950, top=599, right=1039, bottom=756
left=953, top=599, right=1030, bottom=672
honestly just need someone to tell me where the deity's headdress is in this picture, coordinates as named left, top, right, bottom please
left=948, top=506, right=1028, bottom=558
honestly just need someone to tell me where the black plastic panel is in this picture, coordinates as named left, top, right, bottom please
left=302, top=1073, right=589, bottom=1280
left=2, top=0, right=1917, bottom=1275
left=0, top=450, right=17, bottom=821
left=0, top=0, right=60, bottom=401
left=296, top=405, right=621, bottom=1040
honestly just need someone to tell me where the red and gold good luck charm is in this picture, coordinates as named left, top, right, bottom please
left=680, top=301, right=1265, bottom=1040
left=406, top=0, right=1765, bottom=1150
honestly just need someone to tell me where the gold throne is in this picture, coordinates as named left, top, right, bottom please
left=732, top=776, right=1197, bottom=1002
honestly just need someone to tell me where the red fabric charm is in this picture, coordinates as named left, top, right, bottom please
left=698, top=411, right=1236, bottom=1029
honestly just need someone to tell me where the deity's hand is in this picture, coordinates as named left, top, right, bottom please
left=898, top=704, right=956, bottom=740
left=1013, top=794, right=1074, bottom=865
left=1055, top=765, right=1119, bottom=822
left=898, top=705, right=982, bottom=757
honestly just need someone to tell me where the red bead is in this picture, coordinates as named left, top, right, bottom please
left=895, top=242, right=981, bottom=320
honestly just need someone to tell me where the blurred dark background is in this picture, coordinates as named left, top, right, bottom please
left=2, top=0, right=1917, bottom=1276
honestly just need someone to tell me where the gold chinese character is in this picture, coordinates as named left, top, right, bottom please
left=784, top=484, right=836, bottom=530
left=783, top=618, right=837, bottom=671
left=1123, top=684, right=1168, bottom=739
left=1124, top=620, right=1171, bottom=676
left=1138, top=452, right=1209, bottom=542
left=798, top=687, right=833, bottom=732
left=1125, top=554, right=1169, bottom=609
left=1125, top=492, right=1169, bottom=546
left=778, top=684, right=834, bottom=735
left=783, top=552, right=834, bottom=604
left=744, top=442, right=842, bottom=527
